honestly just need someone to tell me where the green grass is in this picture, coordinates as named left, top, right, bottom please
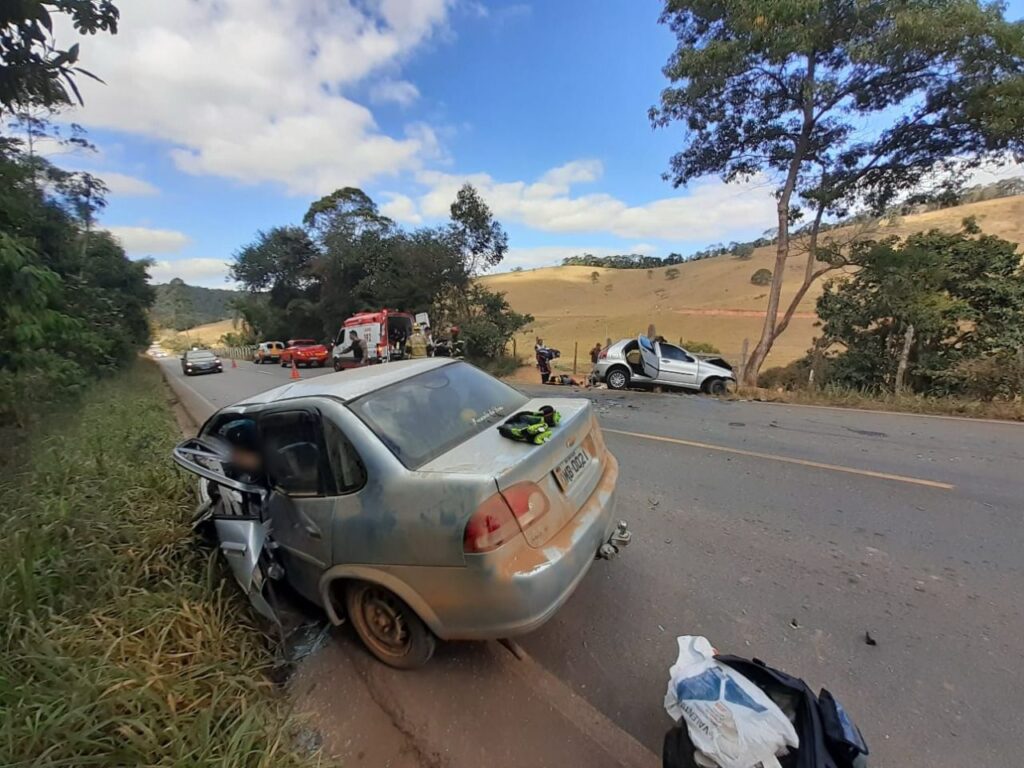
left=0, top=361, right=323, bottom=767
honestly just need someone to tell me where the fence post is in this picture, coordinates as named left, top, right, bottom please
left=573, top=341, right=578, bottom=375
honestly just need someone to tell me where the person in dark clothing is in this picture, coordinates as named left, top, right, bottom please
left=590, top=342, right=603, bottom=364
left=339, top=330, right=365, bottom=366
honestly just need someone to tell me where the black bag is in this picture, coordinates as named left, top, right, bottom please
left=663, top=656, right=868, bottom=768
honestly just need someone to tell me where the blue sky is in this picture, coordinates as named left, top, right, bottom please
left=50, top=0, right=1024, bottom=286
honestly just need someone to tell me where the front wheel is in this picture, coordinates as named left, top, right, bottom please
left=704, top=378, right=728, bottom=396
left=333, top=358, right=343, bottom=372
left=606, top=367, right=629, bottom=390
left=346, top=582, right=436, bottom=669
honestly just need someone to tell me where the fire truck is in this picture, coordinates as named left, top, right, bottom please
left=331, top=309, right=416, bottom=371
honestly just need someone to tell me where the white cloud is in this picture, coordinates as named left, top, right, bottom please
left=146, top=258, right=232, bottom=286
left=380, top=193, right=424, bottom=224
left=411, top=161, right=776, bottom=241
left=100, top=172, right=160, bottom=197
left=58, top=0, right=452, bottom=194
left=106, top=226, right=191, bottom=254
left=370, top=79, right=421, bottom=107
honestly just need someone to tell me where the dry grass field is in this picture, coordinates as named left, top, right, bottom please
left=481, top=195, right=1024, bottom=368
left=158, top=318, right=240, bottom=347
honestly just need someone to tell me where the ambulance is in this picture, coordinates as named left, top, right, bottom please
left=331, top=309, right=416, bottom=370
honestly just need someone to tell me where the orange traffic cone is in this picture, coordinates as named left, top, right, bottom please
left=290, top=358, right=301, bottom=380
left=231, top=357, right=237, bottom=368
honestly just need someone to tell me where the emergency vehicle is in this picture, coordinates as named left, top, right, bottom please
left=332, top=309, right=415, bottom=370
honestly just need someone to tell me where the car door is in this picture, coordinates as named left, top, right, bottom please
left=655, top=342, right=700, bottom=388
left=259, top=407, right=339, bottom=604
left=637, top=335, right=660, bottom=379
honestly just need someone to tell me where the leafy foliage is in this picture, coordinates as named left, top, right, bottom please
left=750, top=268, right=772, bottom=286
left=652, top=0, right=1024, bottom=382
left=665, top=267, right=680, bottom=280
left=0, top=1, right=119, bottom=114
left=816, top=222, right=1024, bottom=397
left=0, top=142, right=153, bottom=423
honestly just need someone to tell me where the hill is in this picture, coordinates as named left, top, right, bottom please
left=481, top=194, right=1024, bottom=369
left=151, top=279, right=241, bottom=331
left=158, top=318, right=242, bottom=348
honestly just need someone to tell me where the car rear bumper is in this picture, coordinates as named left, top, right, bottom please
left=376, top=453, right=622, bottom=640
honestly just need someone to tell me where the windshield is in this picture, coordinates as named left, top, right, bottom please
left=350, top=362, right=527, bottom=469
left=187, top=351, right=215, bottom=360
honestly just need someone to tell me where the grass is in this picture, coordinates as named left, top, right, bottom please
left=479, top=194, right=1024, bottom=367
left=734, top=384, right=1024, bottom=421
left=0, top=361, right=322, bottom=767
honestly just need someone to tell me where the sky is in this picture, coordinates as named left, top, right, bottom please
left=44, top=0, right=1024, bottom=287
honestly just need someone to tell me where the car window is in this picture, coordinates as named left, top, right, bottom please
left=659, top=344, right=693, bottom=362
left=350, top=362, right=528, bottom=469
left=261, top=411, right=325, bottom=496
left=322, top=418, right=366, bottom=494
left=187, top=351, right=215, bottom=360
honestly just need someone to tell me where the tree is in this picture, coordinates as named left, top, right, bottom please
left=652, top=0, right=1024, bottom=384
left=448, top=183, right=508, bottom=275
left=590, top=271, right=600, bottom=284
left=457, top=285, right=533, bottom=359
left=0, top=1, right=120, bottom=115
left=750, top=268, right=772, bottom=286
left=734, top=243, right=755, bottom=260
left=816, top=221, right=1024, bottom=396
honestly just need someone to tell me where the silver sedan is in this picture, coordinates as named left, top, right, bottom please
left=173, top=358, right=629, bottom=668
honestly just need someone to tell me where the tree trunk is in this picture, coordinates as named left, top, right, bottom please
left=895, top=324, right=915, bottom=394
left=742, top=198, right=792, bottom=385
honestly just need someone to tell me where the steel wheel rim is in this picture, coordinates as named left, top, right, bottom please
left=609, top=371, right=626, bottom=388
left=360, top=588, right=410, bottom=655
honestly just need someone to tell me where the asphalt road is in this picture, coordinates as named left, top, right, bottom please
left=161, top=358, right=1023, bottom=767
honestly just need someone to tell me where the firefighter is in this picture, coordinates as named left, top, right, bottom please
left=407, top=324, right=430, bottom=358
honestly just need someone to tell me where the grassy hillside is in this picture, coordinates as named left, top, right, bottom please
left=482, top=194, right=1024, bottom=367
left=159, top=318, right=241, bottom=347
left=151, top=279, right=241, bottom=331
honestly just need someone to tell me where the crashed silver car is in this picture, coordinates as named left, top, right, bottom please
left=173, top=358, right=629, bottom=668
left=592, top=335, right=735, bottom=394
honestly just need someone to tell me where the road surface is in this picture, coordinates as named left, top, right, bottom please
left=161, top=358, right=1023, bottom=766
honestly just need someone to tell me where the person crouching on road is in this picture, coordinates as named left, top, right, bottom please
left=339, top=330, right=365, bottom=366
left=407, top=324, right=430, bottom=358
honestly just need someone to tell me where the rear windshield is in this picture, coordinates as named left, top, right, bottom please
left=350, top=362, right=527, bottom=469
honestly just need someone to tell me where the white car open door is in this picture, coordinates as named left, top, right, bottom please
left=637, top=335, right=660, bottom=379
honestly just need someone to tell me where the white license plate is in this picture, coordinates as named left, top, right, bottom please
left=553, top=447, right=590, bottom=491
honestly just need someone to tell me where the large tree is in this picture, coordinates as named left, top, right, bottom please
left=651, top=0, right=1024, bottom=384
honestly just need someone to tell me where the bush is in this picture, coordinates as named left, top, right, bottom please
left=750, top=268, right=772, bottom=286
left=759, top=357, right=815, bottom=389
left=683, top=339, right=720, bottom=354
left=665, top=267, right=680, bottom=280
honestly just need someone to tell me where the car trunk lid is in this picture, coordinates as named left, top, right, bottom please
left=419, top=398, right=605, bottom=548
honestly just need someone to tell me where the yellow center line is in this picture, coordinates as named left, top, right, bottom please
left=603, top=428, right=955, bottom=490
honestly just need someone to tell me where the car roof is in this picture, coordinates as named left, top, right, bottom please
left=234, top=357, right=457, bottom=406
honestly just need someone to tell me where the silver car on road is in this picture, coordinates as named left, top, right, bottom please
left=173, top=359, right=629, bottom=668
left=592, top=335, right=735, bottom=395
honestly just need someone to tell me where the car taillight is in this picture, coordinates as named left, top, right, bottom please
left=501, top=482, right=550, bottom=530
left=463, top=493, right=520, bottom=553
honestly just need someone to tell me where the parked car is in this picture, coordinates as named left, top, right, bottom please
left=592, top=336, right=734, bottom=395
left=253, top=341, right=285, bottom=364
left=181, top=349, right=223, bottom=376
left=172, top=359, right=630, bottom=668
left=280, top=339, right=329, bottom=368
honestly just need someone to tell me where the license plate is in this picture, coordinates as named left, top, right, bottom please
left=553, top=447, right=590, bottom=491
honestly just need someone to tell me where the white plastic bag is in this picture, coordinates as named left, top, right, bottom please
left=664, top=636, right=799, bottom=768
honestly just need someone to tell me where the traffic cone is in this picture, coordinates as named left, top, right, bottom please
left=290, top=358, right=301, bottom=380
left=231, top=357, right=237, bottom=369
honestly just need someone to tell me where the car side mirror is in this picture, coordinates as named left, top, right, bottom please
left=172, top=436, right=266, bottom=496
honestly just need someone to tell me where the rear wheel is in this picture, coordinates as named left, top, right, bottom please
left=704, top=378, right=728, bottom=396
left=346, top=582, right=436, bottom=669
left=606, top=367, right=629, bottom=390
